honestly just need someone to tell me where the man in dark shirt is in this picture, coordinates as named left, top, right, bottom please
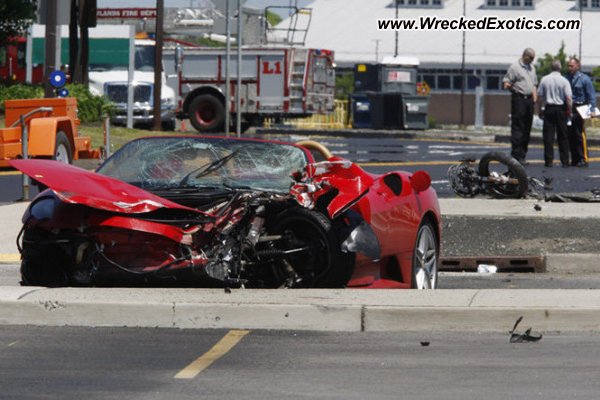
left=566, top=57, right=597, bottom=167
left=537, top=60, right=572, bottom=168
left=503, top=48, right=538, bottom=166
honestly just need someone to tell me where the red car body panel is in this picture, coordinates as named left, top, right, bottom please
left=10, top=159, right=204, bottom=215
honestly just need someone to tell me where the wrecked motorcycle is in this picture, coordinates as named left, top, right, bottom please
left=447, top=151, right=529, bottom=199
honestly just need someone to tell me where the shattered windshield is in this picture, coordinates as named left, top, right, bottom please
left=97, top=137, right=308, bottom=193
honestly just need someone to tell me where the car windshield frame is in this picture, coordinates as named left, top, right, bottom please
left=96, top=136, right=310, bottom=193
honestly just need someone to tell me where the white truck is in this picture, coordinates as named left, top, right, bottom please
left=165, top=46, right=335, bottom=132
left=89, top=39, right=177, bottom=130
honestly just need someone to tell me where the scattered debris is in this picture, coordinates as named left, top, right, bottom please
left=509, top=316, right=543, bottom=343
left=477, top=264, right=497, bottom=274
left=534, top=204, right=542, bottom=211
left=420, top=341, right=430, bottom=347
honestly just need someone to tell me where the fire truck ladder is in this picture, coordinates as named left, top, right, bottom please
left=289, top=48, right=308, bottom=113
left=265, top=4, right=312, bottom=46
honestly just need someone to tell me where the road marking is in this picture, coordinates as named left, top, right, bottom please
left=174, top=330, right=250, bottom=379
left=8, top=341, right=18, bottom=347
left=0, top=254, right=20, bottom=263
left=0, top=171, right=20, bottom=176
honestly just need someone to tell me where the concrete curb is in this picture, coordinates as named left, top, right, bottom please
left=3, top=287, right=600, bottom=332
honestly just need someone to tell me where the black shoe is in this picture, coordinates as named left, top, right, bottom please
left=544, top=162, right=553, bottom=168
left=576, top=161, right=589, bottom=168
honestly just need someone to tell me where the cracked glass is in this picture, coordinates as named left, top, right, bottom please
left=97, top=137, right=308, bottom=193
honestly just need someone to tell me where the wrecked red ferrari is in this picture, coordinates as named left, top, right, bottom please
left=11, top=136, right=441, bottom=289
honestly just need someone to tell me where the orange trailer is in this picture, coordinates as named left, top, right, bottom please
left=0, top=97, right=100, bottom=168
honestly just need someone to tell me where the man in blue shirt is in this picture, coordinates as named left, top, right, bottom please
left=566, top=57, right=597, bottom=167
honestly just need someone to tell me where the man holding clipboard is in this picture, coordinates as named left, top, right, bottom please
left=566, top=57, right=597, bottom=167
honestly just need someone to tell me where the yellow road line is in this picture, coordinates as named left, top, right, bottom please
left=174, top=330, right=250, bottom=379
left=0, top=171, right=21, bottom=176
left=0, top=254, right=20, bottom=263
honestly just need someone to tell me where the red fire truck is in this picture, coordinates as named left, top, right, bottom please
left=167, top=45, right=336, bottom=133
left=0, top=37, right=43, bottom=83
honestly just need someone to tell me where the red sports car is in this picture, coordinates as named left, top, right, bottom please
left=11, top=136, right=441, bottom=289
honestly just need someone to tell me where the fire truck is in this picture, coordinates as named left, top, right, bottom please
left=0, top=37, right=43, bottom=83
left=166, top=46, right=336, bottom=133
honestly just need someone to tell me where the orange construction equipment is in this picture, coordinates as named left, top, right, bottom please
left=0, top=97, right=100, bottom=168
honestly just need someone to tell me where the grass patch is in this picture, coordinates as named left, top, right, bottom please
left=81, top=121, right=176, bottom=154
left=1, top=115, right=195, bottom=155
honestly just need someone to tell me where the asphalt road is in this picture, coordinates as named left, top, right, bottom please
left=2, top=325, right=600, bottom=400
left=2, top=134, right=599, bottom=203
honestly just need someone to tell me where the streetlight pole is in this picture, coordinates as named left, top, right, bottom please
left=460, top=0, right=466, bottom=128
left=225, top=0, right=231, bottom=134
left=394, top=0, right=399, bottom=57
left=236, top=0, right=243, bottom=137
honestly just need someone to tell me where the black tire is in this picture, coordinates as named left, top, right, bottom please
left=188, top=94, right=225, bottom=133
left=478, top=151, right=528, bottom=199
left=54, top=131, right=73, bottom=164
left=411, top=220, right=438, bottom=289
left=271, top=208, right=355, bottom=288
left=20, top=229, right=69, bottom=287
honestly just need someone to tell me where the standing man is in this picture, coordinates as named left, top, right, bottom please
left=503, top=48, right=538, bottom=166
left=566, top=57, right=597, bottom=167
left=537, top=60, right=572, bottom=168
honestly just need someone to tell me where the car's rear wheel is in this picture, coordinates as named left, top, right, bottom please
left=271, top=208, right=354, bottom=288
left=189, top=94, right=225, bottom=133
left=411, top=220, right=438, bottom=289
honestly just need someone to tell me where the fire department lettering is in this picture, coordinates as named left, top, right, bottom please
left=262, top=61, right=282, bottom=75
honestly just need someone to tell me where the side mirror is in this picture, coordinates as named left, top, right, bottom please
left=174, top=46, right=184, bottom=73
left=410, top=170, right=431, bottom=193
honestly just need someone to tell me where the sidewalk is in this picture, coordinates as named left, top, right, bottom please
left=3, top=286, right=600, bottom=332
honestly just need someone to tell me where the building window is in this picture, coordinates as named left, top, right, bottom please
left=484, top=0, right=534, bottom=9
left=580, top=0, right=600, bottom=9
left=392, top=0, right=443, bottom=8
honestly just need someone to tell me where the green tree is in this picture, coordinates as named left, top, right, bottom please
left=535, top=42, right=574, bottom=80
left=591, top=66, right=600, bottom=92
left=0, top=0, right=37, bottom=44
left=335, top=70, right=354, bottom=100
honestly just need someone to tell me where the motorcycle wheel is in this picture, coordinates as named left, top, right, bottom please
left=478, top=151, right=529, bottom=199
left=271, top=208, right=355, bottom=288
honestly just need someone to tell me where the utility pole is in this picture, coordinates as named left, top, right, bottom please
left=236, top=0, right=243, bottom=137
left=44, top=0, right=58, bottom=97
left=394, top=0, right=399, bottom=57
left=373, top=39, right=381, bottom=63
left=153, top=0, right=165, bottom=131
left=68, top=0, right=78, bottom=82
left=459, top=0, right=466, bottom=128
left=225, top=0, right=231, bottom=134
left=579, top=0, right=583, bottom=62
